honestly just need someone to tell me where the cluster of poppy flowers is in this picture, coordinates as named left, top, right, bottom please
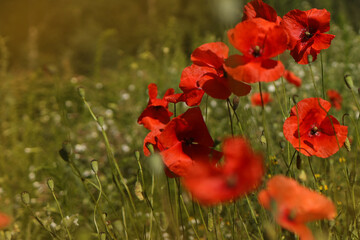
left=138, top=0, right=346, bottom=239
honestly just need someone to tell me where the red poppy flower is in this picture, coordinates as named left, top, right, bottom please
left=251, top=92, right=272, bottom=106
left=242, top=0, right=282, bottom=24
left=283, top=98, right=348, bottom=158
left=224, top=18, right=287, bottom=84
left=138, top=83, right=174, bottom=131
left=326, top=89, right=342, bottom=110
left=258, top=175, right=336, bottom=240
left=0, top=213, right=10, bottom=229
left=157, top=107, right=221, bottom=176
left=171, top=42, right=251, bottom=106
left=182, top=137, right=264, bottom=205
left=282, top=9, right=335, bottom=64
left=284, top=70, right=302, bottom=87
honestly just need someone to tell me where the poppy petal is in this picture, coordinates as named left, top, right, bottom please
left=312, top=33, right=335, bottom=51
left=224, top=55, right=284, bottom=83
left=191, top=42, right=229, bottom=69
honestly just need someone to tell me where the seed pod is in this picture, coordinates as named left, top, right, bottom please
left=344, top=137, right=351, bottom=152
left=77, top=87, right=86, bottom=99
left=21, top=191, right=30, bottom=205
left=134, top=181, right=144, bottom=201
left=47, top=178, right=55, bottom=192
left=344, top=74, right=354, bottom=89
left=260, top=134, right=267, bottom=145
left=91, top=160, right=99, bottom=173
left=232, top=96, right=240, bottom=111
left=207, top=212, right=214, bottom=232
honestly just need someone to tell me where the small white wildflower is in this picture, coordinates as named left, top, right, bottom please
left=268, top=85, right=275, bottom=93
left=65, top=100, right=73, bottom=107
left=122, top=93, right=130, bottom=101
left=95, top=83, right=103, bottom=89
left=50, top=222, right=57, bottom=229
left=210, top=100, right=217, bottom=107
left=29, top=172, right=36, bottom=181
left=105, top=109, right=113, bottom=118
left=128, top=84, right=135, bottom=91
left=75, top=144, right=87, bottom=153
left=121, top=144, right=130, bottom=153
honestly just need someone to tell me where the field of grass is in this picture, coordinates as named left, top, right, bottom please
left=1, top=0, right=360, bottom=239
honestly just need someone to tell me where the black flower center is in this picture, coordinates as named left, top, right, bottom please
left=309, top=126, right=320, bottom=137
left=252, top=45, right=261, bottom=58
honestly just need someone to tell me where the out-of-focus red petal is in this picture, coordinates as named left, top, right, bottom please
left=182, top=137, right=264, bottom=205
left=284, top=70, right=302, bottom=87
left=0, top=213, right=10, bottom=229
left=242, top=0, right=279, bottom=23
left=312, top=33, right=335, bottom=51
left=258, top=175, right=336, bottom=240
left=224, top=55, right=284, bottom=83
left=251, top=92, right=272, bottom=106
left=326, top=89, right=342, bottom=110
left=137, top=106, right=172, bottom=131
left=191, top=42, right=229, bottom=69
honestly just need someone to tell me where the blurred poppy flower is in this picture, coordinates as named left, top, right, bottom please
left=251, top=92, right=272, bottom=106
left=242, top=0, right=281, bottom=24
left=158, top=107, right=221, bottom=176
left=170, top=42, right=251, bottom=106
left=284, top=70, right=302, bottom=87
left=326, top=89, right=342, bottom=110
left=282, top=9, right=335, bottom=64
left=258, top=175, right=336, bottom=240
left=224, top=18, right=287, bottom=84
left=283, top=98, right=348, bottom=158
left=138, top=83, right=174, bottom=131
left=182, top=137, right=264, bottom=205
left=0, top=213, right=10, bottom=229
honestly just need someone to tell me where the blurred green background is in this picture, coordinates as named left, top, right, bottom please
left=0, top=0, right=358, bottom=75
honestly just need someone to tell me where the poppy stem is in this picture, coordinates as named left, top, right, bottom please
left=245, top=195, right=264, bottom=240
left=258, top=82, right=270, bottom=155
left=308, top=62, right=319, bottom=98
left=320, top=52, right=325, bottom=99
left=180, top=195, right=201, bottom=240
left=272, top=82, right=286, bottom=119
left=226, top=99, right=234, bottom=136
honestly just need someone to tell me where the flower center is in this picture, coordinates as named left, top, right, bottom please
left=309, top=126, right=320, bottom=137
left=226, top=174, right=237, bottom=188
left=302, top=30, right=314, bottom=41
left=252, top=45, right=261, bottom=58
left=184, top=137, right=195, bottom=146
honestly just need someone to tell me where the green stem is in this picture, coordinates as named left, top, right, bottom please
left=180, top=195, right=200, bottom=240
left=50, top=190, right=72, bottom=240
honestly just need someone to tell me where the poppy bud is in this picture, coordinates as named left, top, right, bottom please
left=344, top=74, right=354, bottom=89
left=21, top=191, right=30, bottom=205
left=134, top=180, right=144, bottom=201
left=344, top=137, right=351, bottom=152
left=232, top=96, right=240, bottom=110
left=260, top=134, right=267, bottom=145
left=100, top=232, right=106, bottom=240
left=77, top=87, right=86, bottom=99
left=296, top=154, right=301, bottom=169
left=207, top=212, right=214, bottom=232
left=47, top=178, right=55, bottom=192
left=135, top=151, right=140, bottom=160
left=91, top=160, right=99, bottom=173
left=59, top=141, right=72, bottom=162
